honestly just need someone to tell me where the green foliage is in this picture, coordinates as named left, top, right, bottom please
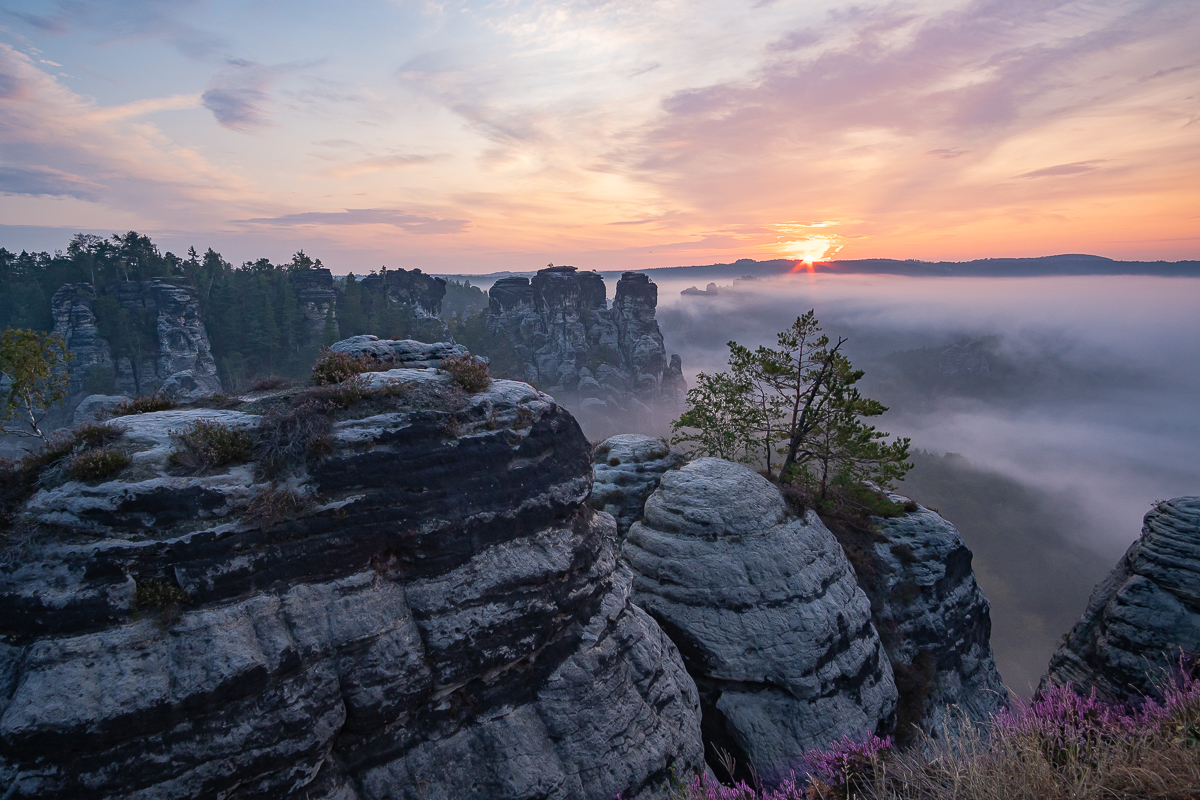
left=671, top=311, right=911, bottom=504
left=65, top=447, right=130, bottom=482
left=199, top=253, right=316, bottom=390
left=111, top=394, right=177, bottom=416
left=448, top=310, right=523, bottom=379
left=336, top=269, right=442, bottom=342
left=672, top=370, right=761, bottom=463
left=92, top=294, right=160, bottom=389
left=441, top=353, right=490, bottom=393
left=0, top=328, right=71, bottom=441
left=168, top=419, right=253, bottom=474
left=439, top=278, right=489, bottom=318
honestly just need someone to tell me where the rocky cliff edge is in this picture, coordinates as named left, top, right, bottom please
left=0, top=356, right=703, bottom=799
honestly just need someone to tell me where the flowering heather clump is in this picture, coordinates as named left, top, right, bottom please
left=802, top=734, right=892, bottom=790
left=639, top=659, right=1200, bottom=800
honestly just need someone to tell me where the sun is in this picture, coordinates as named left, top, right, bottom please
left=778, top=235, right=844, bottom=265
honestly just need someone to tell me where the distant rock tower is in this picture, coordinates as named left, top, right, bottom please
left=487, top=266, right=685, bottom=437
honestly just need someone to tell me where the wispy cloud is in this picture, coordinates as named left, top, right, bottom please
left=322, top=153, right=440, bottom=178
left=238, top=208, right=470, bottom=234
left=202, top=59, right=275, bottom=131
left=1019, top=160, right=1106, bottom=179
left=0, top=164, right=102, bottom=200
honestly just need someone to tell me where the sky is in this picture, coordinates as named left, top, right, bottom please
left=0, top=0, right=1198, bottom=273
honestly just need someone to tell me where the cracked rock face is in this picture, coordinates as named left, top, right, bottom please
left=1043, top=496, right=1200, bottom=702
left=590, top=434, right=684, bottom=536
left=622, top=458, right=897, bottom=780
left=868, top=496, right=1007, bottom=737
left=51, top=280, right=222, bottom=407
left=0, top=372, right=704, bottom=799
left=487, top=268, right=685, bottom=439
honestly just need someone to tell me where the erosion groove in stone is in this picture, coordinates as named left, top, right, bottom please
left=622, top=457, right=898, bottom=780
left=1043, top=496, right=1200, bottom=702
left=0, top=359, right=705, bottom=800
left=487, top=268, right=685, bottom=439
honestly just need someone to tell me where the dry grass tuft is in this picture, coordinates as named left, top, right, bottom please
left=441, top=352, right=490, bottom=393
left=311, top=348, right=386, bottom=385
left=244, top=485, right=315, bottom=526
left=111, top=394, right=177, bottom=416
left=168, top=419, right=253, bottom=474
left=64, top=447, right=130, bottom=482
left=255, top=400, right=334, bottom=479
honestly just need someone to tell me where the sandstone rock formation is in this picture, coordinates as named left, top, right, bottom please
left=1043, top=496, right=1200, bottom=702
left=487, top=267, right=685, bottom=439
left=50, top=279, right=222, bottom=405
left=866, top=495, right=1007, bottom=738
left=590, top=434, right=684, bottom=535
left=0, top=358, right=704, bottom=799
left=359, top=267, right=453, bottom=343
left=291, top=267, right=339, bottom=344
left=622, top=458, right=897, bottom=780
left=328, top=335, right=470, bottom=368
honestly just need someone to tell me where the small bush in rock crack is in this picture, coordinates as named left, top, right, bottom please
left=311, top=348, right=385, bottom=385
left=65, top=447, right=130, bottom=482
left=441, top=353, right=490, bottom=393
left=134, top=577, right=190, bottom=625
left=255, top=400, right=334, bottom=479
left=168, top=419, right=253, bottom=474
left=244, top=485, right=315, bottom=526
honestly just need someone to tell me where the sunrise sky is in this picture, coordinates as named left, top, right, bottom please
left=1, top=0, right=1198, bottom=273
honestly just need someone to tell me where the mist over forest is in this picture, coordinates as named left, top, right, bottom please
left=650, top=271, right=1200, bottom=691
left=3, top=233, right=1198, bottom=693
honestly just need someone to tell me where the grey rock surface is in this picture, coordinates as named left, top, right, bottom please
left=590, top=434, right=684, bottom=535
left=0, top=375, right=705, bottom=799
left=358, top=268, right=453, bottom=343
left=328, top=335, right=470, bottom=369
left=292, top=267, right=339, bottom=344
left=71, top=394, right=128, bottom=426
left=487, top=268, right=685, bottom=438
left=51, top=279, right=221, bottom=407
left=1042, top=496, right=1200, bottom=702
left=623, top=458, right=897, bottom=779
left=868, top=495, right=1007, bottom=737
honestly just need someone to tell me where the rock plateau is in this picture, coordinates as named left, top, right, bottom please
left=0, top=347, right=704, bottom=800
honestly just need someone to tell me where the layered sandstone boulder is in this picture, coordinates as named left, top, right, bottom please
left=1043, top=496, right=1200, bottom=701
left=0, top=368, right=704, bottom=799
left=622, top=458, right=898, bottom=779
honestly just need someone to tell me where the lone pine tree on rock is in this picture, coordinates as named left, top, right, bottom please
left=671, top=310, right=910, bottom=507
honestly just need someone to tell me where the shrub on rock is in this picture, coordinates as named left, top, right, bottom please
left=168, top=419, right=253, bottom=474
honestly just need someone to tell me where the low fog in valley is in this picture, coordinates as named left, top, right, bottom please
left=647, top=273, right=1200, bottom=692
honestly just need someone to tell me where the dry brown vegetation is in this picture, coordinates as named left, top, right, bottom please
left=111, top=394, right=178, bottom=416
left=167, top=419, right=253, bottom=474
left=441, top=352, right=490, bottom=393
left=310, top=348, right=386, bottom=385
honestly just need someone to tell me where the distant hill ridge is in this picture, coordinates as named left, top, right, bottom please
left=441, top=254, right=1200, bottom=286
